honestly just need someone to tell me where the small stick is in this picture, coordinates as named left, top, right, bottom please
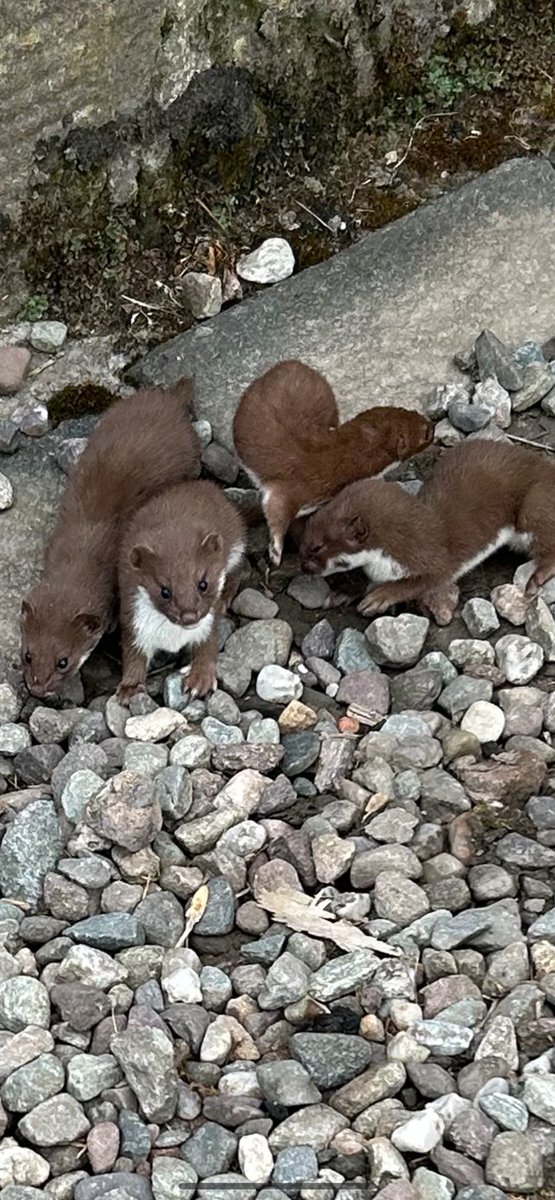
left=349, top=110, right=456, bottom=202
left=507, top=433, right=555, bottom=453
left=195, top=196, right=229, bottom=235
left=29, top=354, right=61, bottom=378
left=294, top=198, right=335, bottom=234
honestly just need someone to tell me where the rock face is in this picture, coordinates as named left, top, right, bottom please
left=1, top=0, right=496, bottom=231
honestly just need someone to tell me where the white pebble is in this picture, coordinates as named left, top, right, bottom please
left=162, top=965, right=202, bottom=1005
left=256, top=664, right=302, bottom=704
left=124, top=707, right=185, bottom=742
left=238, top=1133, right=274, bottom=1183
left=495, top=634, right=544, bottom=684
left=391, top=1109, right=445, bottom=1153
left=0, top=472, right=13, bottom=510
left=461, top=700, right=505, bottom=743
left=237, top=237, right=295, bottom=284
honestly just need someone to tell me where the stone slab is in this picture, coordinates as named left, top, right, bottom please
left=134, top=158, right=555, bottom=448
left=0, top=439, right=64, bottom=661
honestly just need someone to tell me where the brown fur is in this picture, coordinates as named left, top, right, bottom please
left=232, top=359, right=433, bottom=564
left=21, top=381, right=201, bottom=697
left=117, top=480, right=245, bottom=703
left=300, top=439, right=555, bottom=621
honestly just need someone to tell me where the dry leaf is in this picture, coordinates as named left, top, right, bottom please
left=363, top=791, right=389, bottom=819
left=175, top=884, right=209, bottom=947
left=255, top=886, right=401, bottom=957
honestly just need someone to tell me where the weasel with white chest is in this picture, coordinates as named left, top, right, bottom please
left=233, top=359, right=433, bottom=566
left=299, top=439, right=555, bottom=622
left=117, top=480, right=245, bottom=703
left=21, top=380, right=201, bottom=698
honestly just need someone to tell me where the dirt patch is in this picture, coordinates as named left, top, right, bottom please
left=7, top=1, right=553, bottom=355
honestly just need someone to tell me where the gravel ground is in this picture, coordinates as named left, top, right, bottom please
left=0, top=327, right=554, bottom=1200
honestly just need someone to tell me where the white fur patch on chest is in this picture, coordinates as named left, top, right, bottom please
left=323, top=548, right=407, bottom=582
left=454, top=527, right=533, bottom=580
left=132, top=588, right=213, bottom=662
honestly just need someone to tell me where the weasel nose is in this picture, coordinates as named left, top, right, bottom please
left=180, top=611, right=198, bottom=627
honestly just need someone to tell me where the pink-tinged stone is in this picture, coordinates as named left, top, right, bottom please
left=0, top=346, right=31, bottom=395
left=87, top=1121, right=120, bottom=1173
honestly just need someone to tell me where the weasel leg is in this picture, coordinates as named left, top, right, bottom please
left=420, top=581, right=460, bottom=625
left=358, top=574, right=433, bottom=617
left=525, top=558, right=555, bottom=596
left=519, top=484, right=555, bottom=595
left=116, top=634, right=148, bottom=706
left=262, top=485, right=298, bottom=567
left=182, top=620, right=220, bottom=699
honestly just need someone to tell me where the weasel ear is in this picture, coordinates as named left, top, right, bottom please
left=21, top=598, right=35, bottom=623
left=130, top=544, right=156, bottom=572
left=73, top=612, right=102, bottom=636
left=345, top=514, right=368, bottom=546
left=201, top=531, right=223, bottom=557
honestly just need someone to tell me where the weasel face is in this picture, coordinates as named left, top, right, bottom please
left=300, top=507, right=371, bottom=576
left=128, top=537, right=244, bottom=631
left=21, top=589, right=102, bottom=697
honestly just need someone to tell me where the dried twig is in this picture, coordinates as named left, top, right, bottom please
left=507, top=433, right=555, bottom=453
left=349, top=110, right=456, bottom=202
left=294, top=198, right=336, bottom=234
left=195, top=196, right=229, bottom=236
left=29, top=354, right=61, bottom=378
left=120, top=293, right=177, bottom=315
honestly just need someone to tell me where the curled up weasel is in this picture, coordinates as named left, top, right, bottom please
left=299, top=439, right=555, bottom=622
left=117, top=480, right=245, bottom=704
left=233, top=359, right=433, bottom=566
left=21, top=381, right=201, bottom=698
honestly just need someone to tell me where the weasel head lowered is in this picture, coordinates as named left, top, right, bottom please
left=21, top=585, right=104, bottom=698
left=300, top=503, right=374, bottom=576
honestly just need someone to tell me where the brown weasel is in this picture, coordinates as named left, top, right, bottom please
left=117, top=480, right=245, bottom=704
left=21, top=382, right=201, bottom=698
left=232, top=359, right=433, bottom=566
left=299, top=439, right=555, bottom=622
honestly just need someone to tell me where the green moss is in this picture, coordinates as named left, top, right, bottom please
left=18, top=292, right=49, bottom=321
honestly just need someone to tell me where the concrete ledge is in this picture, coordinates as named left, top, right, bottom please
left=134, top=158, right=555, bottom=448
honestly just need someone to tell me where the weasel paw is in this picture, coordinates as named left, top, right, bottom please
left=357, top=588, right=394, bottom=616
left=115, top=682, right=145, bottom=707
left=268, top=539, right=282, bottom=567
left=181, top=663, right=217, bottom=699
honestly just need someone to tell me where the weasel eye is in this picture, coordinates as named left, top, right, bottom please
left=24, top=651, right=32, bottom=665
left=57, top=657, right=68, bottom=671
left=160, top=586, right=172, bottom=601
left=198, top=577, right=208, bottom=594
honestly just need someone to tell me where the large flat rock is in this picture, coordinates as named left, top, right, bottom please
left=0, top=440, right=64, bottom=662
left=134, top=158, right=555, bottom=448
